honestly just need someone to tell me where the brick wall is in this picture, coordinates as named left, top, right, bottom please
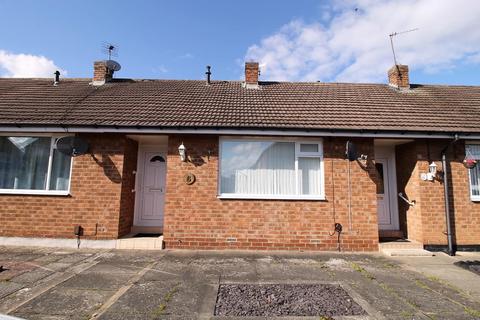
left=0, top=133, right=135, bottom=240
left=396, top=141, right=423, bottom=242
left=118, top=138, right=138, bottom=237
left=396, top=140, right=480, bottom=247
left=163, top=135, right=379, bottom=251
left=2, top=132, right=476, bottom=249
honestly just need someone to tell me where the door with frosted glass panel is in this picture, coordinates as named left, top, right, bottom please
left=375, top=159, right=391, bottom=226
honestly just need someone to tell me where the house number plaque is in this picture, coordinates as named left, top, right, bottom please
left=184, top=173, right=196, bottom=185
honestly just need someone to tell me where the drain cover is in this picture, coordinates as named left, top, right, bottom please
left=214, top=283, right=366, bottom=317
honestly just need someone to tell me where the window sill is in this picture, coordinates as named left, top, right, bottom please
left=217, top=194, right=326, bottom=201
left=471, top=196, right=480, bottom=202
left=0, top=189, right=70, bottom=196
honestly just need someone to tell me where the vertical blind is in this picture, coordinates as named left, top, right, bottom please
left=466, top=144, right=480, bottom=198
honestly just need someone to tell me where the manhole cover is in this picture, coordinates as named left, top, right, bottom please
left=214, top=283, right=366, bottom=317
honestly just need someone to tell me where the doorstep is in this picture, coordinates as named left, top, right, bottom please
left=116, top=233, right=164, bottom=250
left=379, top=239, right=433, bottom=256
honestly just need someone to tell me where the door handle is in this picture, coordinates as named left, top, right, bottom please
left=398, top=192, right=415, bottom=207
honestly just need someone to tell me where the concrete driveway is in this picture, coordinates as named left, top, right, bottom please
left=0, top=246, right=479, bottom=320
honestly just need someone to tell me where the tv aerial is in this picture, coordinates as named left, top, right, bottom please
left=102, top=42, right=119, bottom=60
left=101, top=42, right=122, bottom=72
left=389, top=28, right=418, bottom=65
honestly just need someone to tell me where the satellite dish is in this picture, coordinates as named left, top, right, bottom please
left=106, top=60, right=121, bottom=72
left=56, top=136, right=89, bottom=157
left=346, top=141, right=357, bottom=161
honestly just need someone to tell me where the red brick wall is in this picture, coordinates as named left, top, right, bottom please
left=163, top=135, right=379, bottom=251
left=417, top=140, right=480, bottom=246
left=0, top=133, right=135, bottom=240
left=396, top=141, right=423, bottom=242
left=118, top=138, right=138, bottom=237
left=396, top=140, right=480, bottom=246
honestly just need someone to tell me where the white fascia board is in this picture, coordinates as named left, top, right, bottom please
left=0, top=125, right=479, bottom=139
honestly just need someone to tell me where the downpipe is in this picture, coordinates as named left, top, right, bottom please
left=441, top=135, right=459, bottom=256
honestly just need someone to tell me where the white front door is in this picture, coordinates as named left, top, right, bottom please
left=137, top=151, right=166, bottom=226
left=375, top=158, right=391, bottom=226
left=374, top=145, right=400, bottom=230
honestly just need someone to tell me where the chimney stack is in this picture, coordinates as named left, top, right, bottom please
left=93, top=61, right=114, bottom=86
left=244, top=62, right=259, bottom=88
left=388, top=64, right=409, bottom=89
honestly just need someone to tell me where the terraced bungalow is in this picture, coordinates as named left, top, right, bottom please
left=0, top=61, right=479, bottom=254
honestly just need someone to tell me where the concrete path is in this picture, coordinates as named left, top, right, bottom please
left=0, top=247, right=479, bottom=320
left=389, top=251, right=480, bottom=301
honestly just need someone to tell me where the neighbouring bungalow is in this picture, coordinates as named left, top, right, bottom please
left=0, top=61, right=479, bottom=253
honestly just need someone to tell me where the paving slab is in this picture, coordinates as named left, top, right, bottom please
left=0, top=282, right=24, bottom=300
left=12, top=287, right=115, bottom=320
left=389, top=252, right=480, bottom=301
left=58, top=272, right=134, bottom=291
left=9, top=269, right=53, bottom=285
left=97, top=279, right=204, bottom=320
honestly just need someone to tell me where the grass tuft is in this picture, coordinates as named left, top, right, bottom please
left=350, top=262, right=375, bottom=280
left=151, top=283, right=180, bottom=319
left=464, top=306, right=480, bottom=318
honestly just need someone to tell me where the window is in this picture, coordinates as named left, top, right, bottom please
left=466, top=144, right=480, bottom=201
left=219, top=138, right=324, bottom=199
left=0, top=136, right=72, bottom=195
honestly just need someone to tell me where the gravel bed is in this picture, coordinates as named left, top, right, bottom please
left=214, top=283, right=366, bottom=317
left=454, top=260, right=480, bottom=276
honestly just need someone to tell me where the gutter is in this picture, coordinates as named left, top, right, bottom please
left=1, top=125, right=480, bottom=139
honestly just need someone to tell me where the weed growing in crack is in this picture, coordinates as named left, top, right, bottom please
left=464, top=306, right=480, bottom=318
left=151, top=283, right=180, bottom=319
left=425, top=274, right=469, bottom=298
left=414, top=275, right=480, bottom=319
left=400, top=310, right=413, bottom=319
left=414, top=279, right=430, bottom=290
left=381, top=261, right=399, bottom=269
left=350, top=262, right=375, bottom=280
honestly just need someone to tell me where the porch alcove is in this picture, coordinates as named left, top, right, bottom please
left=116, top=135, right=168, bottom=250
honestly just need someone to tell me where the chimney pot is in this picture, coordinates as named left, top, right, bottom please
left=93, top=61, right=114, bottom=86
left=205, top=65, right=212, bottom=85
left=388, top=64, right=409, bottom=89
left=244, top=62, right=259, bottom=88
left=53, top=70, right=60, bottom=86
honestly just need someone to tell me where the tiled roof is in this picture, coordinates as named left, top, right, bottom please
left=0, top=78, right=480, bottom=133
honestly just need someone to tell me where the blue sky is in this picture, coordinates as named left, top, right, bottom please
left=0, top=0, right=479, bottom=85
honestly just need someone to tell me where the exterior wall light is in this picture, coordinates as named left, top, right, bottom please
left=421, top=161, right=437, bottom=181
left=178, top=142, right=186, bottom=162
left=429, top=161, right=437, bottom=176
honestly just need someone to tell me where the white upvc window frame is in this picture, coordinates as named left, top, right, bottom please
left=217, top=136, right=325, bottom=200
left=0, top=133, right=73, bottom=196
left=466, top=141, right=480, bottom=202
